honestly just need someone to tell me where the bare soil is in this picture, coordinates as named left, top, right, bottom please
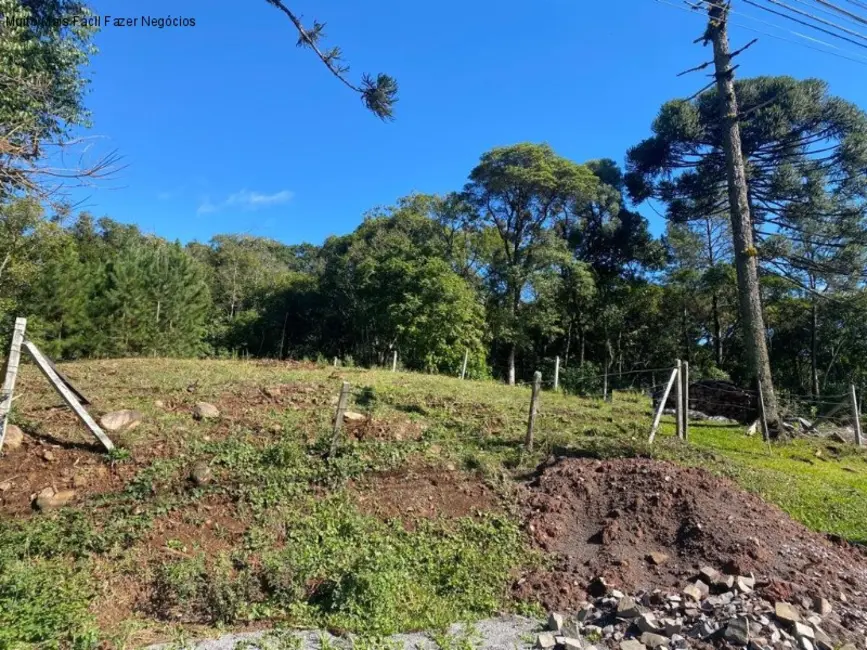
left=352, top=469, right=502, bottom=529
left=515, top=457, right=867, bottom=623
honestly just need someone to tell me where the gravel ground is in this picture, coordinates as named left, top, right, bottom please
left=145, top=615, right=540, bottom=649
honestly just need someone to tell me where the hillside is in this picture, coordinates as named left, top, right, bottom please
left=2, top=359, right=867, bottom=648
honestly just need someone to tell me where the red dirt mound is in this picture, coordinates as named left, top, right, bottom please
left=516, top=458, right=867, bottom=617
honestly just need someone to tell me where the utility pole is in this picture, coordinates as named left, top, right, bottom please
left=703, top=1, right=780, bottom=433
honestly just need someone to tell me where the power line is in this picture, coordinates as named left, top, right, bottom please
left=842, top=0, right=867, bottom=12
left=653, top=0, right=867, bottom=65
left=757, top=0, right=867, bottom=39
left=786, top=0, right=867, bottom=27
left=811, top=0, right=867, bottom=26
left=742, top=0, right=867, bottom=49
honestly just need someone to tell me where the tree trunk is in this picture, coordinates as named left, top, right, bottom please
left=712, top=292, right=723, bottom=367
left=707, top=5, right=780, bottom=431
left=507, top=343, right=516, bottom=386
left=811, top=300, right=820, bottom=397
left=564, top=320, right=572, bottom=368
left=579, top=326, right=585, bottom=366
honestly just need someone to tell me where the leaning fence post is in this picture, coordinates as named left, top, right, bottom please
left=554, top=356, right=560, bottom=391
left=460, top=349, right=469, bottom=380
left=603, top=360, right=609, bottom=402
left=0, top=317, right=27, bottom=453
left=682, top=361, right=690, bottom=440
left=850, top=384, right=863, bottom=447
left=757, top=378, right=770, bottom=443
left=329, top=381, right=351, bottom=458
left=649, top=367, right=679, bottom=444
left=675, top=359, right=683, bottom=439
left=525, top=371, right=542, bottom=452
left=391, top=350, right=398, bottom=372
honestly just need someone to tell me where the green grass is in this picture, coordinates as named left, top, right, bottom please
left=2, top=358, right=867, bottom=647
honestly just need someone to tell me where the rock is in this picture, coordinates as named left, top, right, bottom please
left=638, top=613, right=662, bottom=634
left=620, top=640, right=646, bottom=650
left=713, top=574, right=736, bottom=590
left=154, top=400, right=165, bottom=408
left=793, top=623, right=814, bottom=640
left=648, top=552, right=670, bottom=565
left=812, top=597, right=831, bottom=616
left=640, top=632, right=669, bottom=648
left=724, top=617, right=751, bottom=645
left=699, top=566, right=720, bottom=583
left=811, top=626, right=833, bottom=650
left=683, top=583, right=705, bottom=602
left=40, top=449, right=55, bottom=462
left=34, top=487, right=76, bottom=510
left=737, top=575, right=756, bottom=594
left=611, top=589, right=626, bottom=599
left=100, top=409, right=143, bottom=432
left=192, top=402, right=220, bottom=420
left=775, top=602, right=801, bottom=624
left=558, top=638, right=584, bottom=650
left=670, top=634, right=687, bottom=649
left=3, top=424, right=24, bottom=449
left=547, top=612, right=565, bottom=633
left=662, top=619, right=683, bottom=636
left=536, top=633, right=557, bottom=649
left=343, top=411, right=366, bottom=422
left=72, top=474, right=88, bottom=488
left=694, top=580, right=710, bottom=598
left=189, top=461, right=212, bottom=486
left=0, top=480, right=12, bottom=491
left=687, top=621, right=716, bottom=639
left=799, top=638, right=814, bottom=650
left=617, top=596, right=642, bottom=619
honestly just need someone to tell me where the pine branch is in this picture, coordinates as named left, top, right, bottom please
left=264, top=0, right=398, bottom=120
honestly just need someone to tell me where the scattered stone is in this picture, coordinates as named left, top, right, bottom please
left=793, top=623, right=815, bottom=640
left=192, top=402, right=220, bottom=419
left=343, top=411, right=366, bottom=422
left=683, top=583, right=705, bottom=602
left=640, top=632, right=669, bottom=648
left=620, top=640, right=645, bottom=650
left=34, top=487, right=76, bottom=510
left=99, top=409, right=143, bottom=432
left=558, top=638, right=583, bottom=650
left=714, top=574, right=736, bottom=590
left=694, top=580, right=710, bottom=598
left=535, top=633, right=557, bottom=649
left=724, top=617, right=751, bottom=645
left=811, top=626, right=833, bottom=650
left=775, top=602, right=801, bottom=624
left=617, top=596, right=642, bottom=619
left=547, top=612, right=565, bottom=633
left=648, top=552, right=669, bottom=565
left=700, top=566, right=720, bottom=583
left=611, top=589, right=626, bottom=599
left=40, top=449, right=55, bottom=462
left=688, top=621, right=717, bottom=639
left=799, top=637, right=814, bottom=650
left=3, top=424, right=24, bottom=449
left=662, top=619, right=683, bottom=636
left=637, top=613, right=662, bottom=634
left=0, top=480, right=12, bottom=491
left=154, top=400, right=165, bottom=408
left=812, top=597, right=832, bottom=616
left=737, top=575, right=756, bottom=594
left=189, top=461, right=212, bottom=486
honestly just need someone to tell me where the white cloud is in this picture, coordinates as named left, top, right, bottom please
left=197, top=189, right=294, bottom=215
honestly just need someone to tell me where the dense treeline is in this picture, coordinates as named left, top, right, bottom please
left=2, top=135, right=866, bottom=397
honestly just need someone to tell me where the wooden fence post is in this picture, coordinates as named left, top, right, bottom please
left=851, top=384, right=863, bottom=447
left=329, top=381, right=351, bottom=457
left=757, top=378, right=770, bottom=443
left=682, top=361, right=690, bottom=440
left=460, top=349, right=469, bottom=380
left=554, top=356, right=560, bottom=391
left=23, top=341, right=115, bottom=452
left=603, top=360, right=609, bottom=402
left=649, top=367, right=679, bottom=444
left=333, top=357, right=338, bottom=368
left=525, top=371, right=542, bottom=452
left=675, top=359, right=683, bottom=439
left=0, top=318, right=26, bottom=452
left=391, top=351, right=398, bottom=372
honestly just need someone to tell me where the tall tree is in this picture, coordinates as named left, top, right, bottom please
left=462, top=143, right=599, bottom=384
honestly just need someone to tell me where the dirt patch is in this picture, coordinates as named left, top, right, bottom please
left=352, top=469, right=501, bottom=529
left=344, top=416, right=425, bottom=443
left=516, top=457, right=867, bottom=616
left=142, top=497, right=248, bottom=556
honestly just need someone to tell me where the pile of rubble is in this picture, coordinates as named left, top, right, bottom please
left=535, top=567, right=863, bottom=650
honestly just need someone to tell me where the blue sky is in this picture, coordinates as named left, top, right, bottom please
left=71, top=0, right=867, bottom=246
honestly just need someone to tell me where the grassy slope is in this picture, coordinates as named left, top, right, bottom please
left=1, top=359, right=866, bottom=649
